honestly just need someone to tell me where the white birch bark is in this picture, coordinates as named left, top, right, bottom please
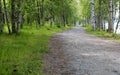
left=115, top=1, right=120, bottom=33
left=17, top=0, right=22, bottom=33
left=90, top=0, right=96, bottom=30
left=108, top=0, right=113, bottom=32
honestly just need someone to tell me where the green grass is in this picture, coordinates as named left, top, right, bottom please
left=85, top=24, right=120, bottom=42
left=0, top=24, right=72, bottom=75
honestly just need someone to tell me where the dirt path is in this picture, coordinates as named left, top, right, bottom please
left=43, top=25, right=120, bottom=75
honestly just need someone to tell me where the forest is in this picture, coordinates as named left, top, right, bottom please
left=0, top=0, right=79, bottom=34
left=0, top=0, right=78, bottom=74
left=1, top=0, right=120, bottom=75
left=80, top=0, right=120, bottom=34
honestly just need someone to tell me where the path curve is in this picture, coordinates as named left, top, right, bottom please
left=43, top=26, right=120, bottom=75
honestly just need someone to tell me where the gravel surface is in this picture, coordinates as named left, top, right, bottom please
left=43, top=25, right=120, bottom=75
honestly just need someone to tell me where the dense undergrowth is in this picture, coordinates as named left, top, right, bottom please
left=0, top=24, right=72, bottom=75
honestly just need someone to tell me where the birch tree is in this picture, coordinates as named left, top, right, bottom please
left=108, top=0, right=114, bottom=32
left=115, top=0, right=120, bottom=33
left=98, top=0, right=103, bottom=30
left=17, top=0, right=22, bottom=33
left=3, top=0, right=11, bottom=34
left=90, top=0, right=96, bottom=30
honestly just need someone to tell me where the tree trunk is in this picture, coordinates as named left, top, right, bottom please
left=115, top=1, right=120, bottom=33
left=103, top=1, right=107, bottom=31
left=40, top=0, right=44, bottom=26
left=90, top=0, right=96, bottom=31
left=3, top=0, right=11, bottom=34
left=35, top=1, right=40, bottom=28
left=98, top=0, right=103, bottom=30
left=50, top=0, right=53, bottom=27
left=0, top=0, right=4, bottom=33
left=108, top=0, right=114, bottom=32
left=36, top=1, right=41, bottom=26
left=17, top=0, right=22, bottom=33
left=112, top=0, right=115, bottom=31
left=11, top=0, right=16, bottom=33
left=62, top=14, right=66, bottom=27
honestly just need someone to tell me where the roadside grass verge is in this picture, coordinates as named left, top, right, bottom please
left=0, top=24, right=72, bottom=75
left=85, top=25, right=120, bottom=42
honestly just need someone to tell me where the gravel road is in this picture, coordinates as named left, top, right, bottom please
left=43, top=25, right=120, bottom=75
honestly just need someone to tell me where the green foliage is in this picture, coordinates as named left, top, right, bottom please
left=79, top=0, right=91, bottom=19
left=0, top=0, right=77, bottom=34
left=0, top=23, right=72, bottom=75
left=85, top=24, right=120, bottom=39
